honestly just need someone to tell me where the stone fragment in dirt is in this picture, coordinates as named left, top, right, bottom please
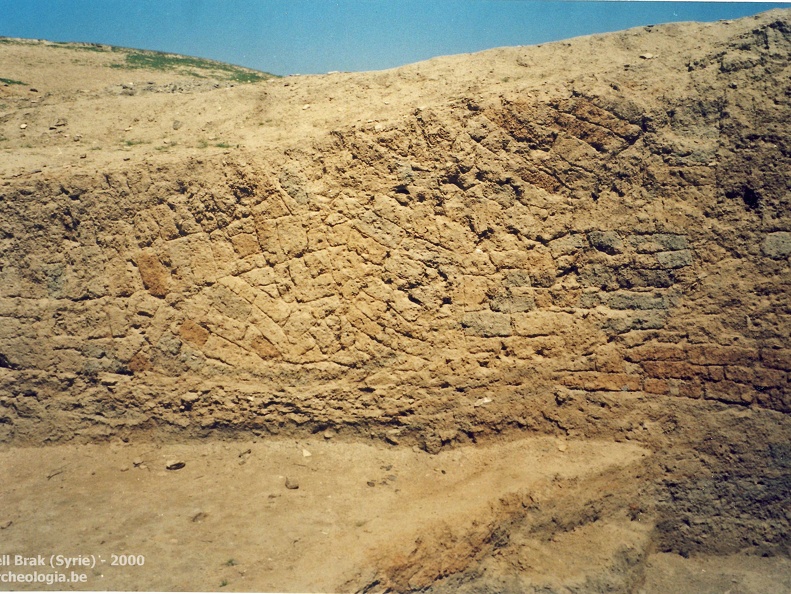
left=191, top=511, right=208, bottom=523
left=285, top=477, right=299, bottom=490
left=323, top=429, right=335, bottom=440
left=132, top=457, right=144, bottom=467
left=762, top=232, right=791, bottom=259
left=120, top=465, right=130, bottom=472
left=19, top=123, right=27, bottom=129
left=558, top=441, right=568, bottom=452
left=640, top=53, right=655, bottom=59
left=474, top=396, right=493, bottom=407
left=367, top=481, right=376, bottom=487
left=173, top=120, right=183, bottom=130
left=302, top=449, right=312, bottom=458
left=0, top=521, right=11, bottom=530
left=166, top=460, right=186, bottom=471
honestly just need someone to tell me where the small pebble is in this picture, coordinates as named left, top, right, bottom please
left=285, top=477, right=299, bottom=490
left=166, top=460, right=186, bottom=471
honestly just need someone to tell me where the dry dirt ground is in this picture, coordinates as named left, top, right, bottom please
left=1, top=10, right=791, bottom=593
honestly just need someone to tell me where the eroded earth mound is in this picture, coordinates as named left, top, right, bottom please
left=1, top=11, right=790, bottom=592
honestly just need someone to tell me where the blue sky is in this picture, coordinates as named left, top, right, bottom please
left=0, top=1, right=787, bottom=75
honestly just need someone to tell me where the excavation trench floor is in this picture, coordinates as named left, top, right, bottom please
left=0, top=436, right=650, bottom=592
left=1, top=436, right=788, bottom=593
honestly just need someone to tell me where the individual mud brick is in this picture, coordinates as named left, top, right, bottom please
left=560, top=372, right=642, bottom=391
left=489, top=293, right=536, bottom=313
left=625, top=344, right=686, bottom=362
left=643, top=378, right=670, bottom=394
left=594, top=348, right=626, bottom=373
left=548, top=233, right=587, bottom=257
left=616, top=268, right=675, bottom=289
left=705, top=380, right=753, bottom=405
left=655, top=250, right=693, bottom=269
left=641, top=361, right=716, bottom=380
left=750, top=367, right=787, bottom=388
left=503, top=270, right=531, bottom=287
left=179, top=319, right=209, bottom=347
left=136, top=252, right=170, bottom=298
left=230, top=233, right=261, bottom=258
left=587, top=230, right=624, bottom=255
left=578, top=264, right=618, bottom=290
left=669, top=380, right=704, bottom=399
left=603, top=311, right=667, bottom=333
left=605, top=291, right=666, bottom=310
left=761, top=231, right=791, bottom=259
left=629, top=233, right=690, bottom=253
left=761, top=349, right=791, bottom=371
left=461, top=311, right=512, bottom=337
left=511, top=310, right=575, bottom=337
left=127, top=352, right=151, bottom=373
left=686, top=345, right=757, bottom=366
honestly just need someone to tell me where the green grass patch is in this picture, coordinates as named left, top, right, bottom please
left=110, top=49, right=275, bottom=83
left=0, top=77, right=26, bottom=86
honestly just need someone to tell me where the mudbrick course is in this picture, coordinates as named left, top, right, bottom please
left=0, top=10, right=790, bottom=593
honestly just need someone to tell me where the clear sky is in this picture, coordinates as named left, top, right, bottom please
left=0, top=1, right=787, bottom=75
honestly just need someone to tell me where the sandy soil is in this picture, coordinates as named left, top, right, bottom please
left=1, top=435, right=789, bottom=592
left=1, top=435, right=647, bottom=591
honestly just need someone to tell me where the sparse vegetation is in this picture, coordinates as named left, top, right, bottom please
left=110, top=49, right=275, bottom=83
left=53, top=41, right=108, bottom=53
left=0, top=77, right=26, bottom=86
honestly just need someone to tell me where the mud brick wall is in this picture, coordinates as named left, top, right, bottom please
left=1, top=16, right=790, bottom=442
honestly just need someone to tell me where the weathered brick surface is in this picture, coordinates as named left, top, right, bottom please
left=761, top=349, right=791, bottom=371
left=705, top=381, right=753, bottom=405
left=625, top=344, right=687, bottom=362
left=641, top=361, right=724, bottom=381
left=2, top=13, right=791, bottom=450
left=560, top=372, right=642, bottom=392
left=686, top=346, right=757, bottom=366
